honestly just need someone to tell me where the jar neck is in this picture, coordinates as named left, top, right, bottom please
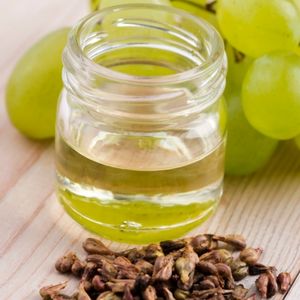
left=62, top=4, right=226, bottom=121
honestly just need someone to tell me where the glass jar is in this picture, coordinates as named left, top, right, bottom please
left=55, top=4, right=227, bottom=243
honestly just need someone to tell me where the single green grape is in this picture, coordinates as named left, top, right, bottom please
left=226, top=91, right=278, bottom=176
left=6, top=28, right=69, bottom=139
left=295, top=135, right=300, bottom=150
left=242, top=52, right=300, bottom=140
left=217, top=0, right=300, bottom=57
left=225, top=45, right=253, bottom=95
left=91, top=0, right=171, bottom=10
left=171, top=0, right=219, bottom=30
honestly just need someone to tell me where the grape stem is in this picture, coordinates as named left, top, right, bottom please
left=170, top=0, right=217, bottom=15
left=233, top=48, right=246, bottom=63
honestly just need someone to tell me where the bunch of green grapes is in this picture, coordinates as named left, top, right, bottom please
left=171, top=0, right=300, bottom=172
left=6, top=0, right=300, bottom=169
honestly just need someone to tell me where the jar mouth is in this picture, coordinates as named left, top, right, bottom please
left=70, top=4, right=225, bottom=85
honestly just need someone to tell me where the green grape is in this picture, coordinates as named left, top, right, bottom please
left=225, top=45, right=253, bottom=95
left=91, top=0, right=171, bottom=10
left=242, top=52, right=300, bottom=140
left=217, top=0, right=300, bottom=57
left=6, top=28, right=69, bottom=139
left=226, top=91, right=278, bottom=176
left=295, top=135, right=300, bottom=150
left=171, top=1, right=219, bottom=29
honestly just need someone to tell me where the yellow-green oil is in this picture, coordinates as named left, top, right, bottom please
left=56, top=136, right=224, bottom=243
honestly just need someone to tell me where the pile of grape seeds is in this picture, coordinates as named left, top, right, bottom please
left=40, top=234, right=291, bottom=300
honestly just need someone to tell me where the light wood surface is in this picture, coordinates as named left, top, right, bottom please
left=0, top=1, right=300, bottom=299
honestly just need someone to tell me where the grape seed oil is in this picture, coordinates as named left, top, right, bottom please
left=56, top=135, right=225, bottom=243
left=56, top=5, right=227, bottom=243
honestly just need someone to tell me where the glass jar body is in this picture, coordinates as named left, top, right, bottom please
left=55, top=5, right=227, bottom=243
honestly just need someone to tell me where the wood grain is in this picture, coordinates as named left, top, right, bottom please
left=0, top=1, right=300, bottom=299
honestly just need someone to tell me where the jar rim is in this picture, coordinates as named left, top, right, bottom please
left=70, top=3, right=225, bottom=85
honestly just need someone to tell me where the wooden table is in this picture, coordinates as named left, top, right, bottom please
left=0, top=1, right=300, bottom=299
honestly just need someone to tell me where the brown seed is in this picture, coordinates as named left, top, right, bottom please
left=114, top=256, right=139, bottom=279
left=231, top=284, right=248, bottom=300
left=217, top=249, right=233, bottom=264
left=117, top=266, right=139, bottom=280
left=107, top=279, right=135, bottom=293
left=78, top=283, right=92, bottom=300
left=144, top=244, right=164, bottom=263
left=240, top=248, right=263, bottom=266
left=205, top=275, right=220, bottom=288
left=163, top=287, right=176, bottom=300
left=142, top=285, right=157, bottom=300
left=189, top=234, right=217, bottom=254
left=96, top=291, right=121, bottom=300
left=83, top=238, right=114, bottom=255
left=86, top=254, right=114, bottom=264
left=215, top=263, right=234, bottom=280
left=92, top=275, right=106, bottom=292
left=213, top=234, right=246, bottom=251
left=152, top=255, right=174, bottom=281
left=174, top=289, right=189, bottom=300
left=175, top=246, right=199, bottom=290
left=71, top=259, right=86, bottom=277
left=123, top=284, right=134, bottom=300
left=266, top=270, right=278, bottom=298
left=198, top=249, right=232, bottom=264
left=55, top=252, right=77, bottom=274
left=100, top=260, right=118, bottom=281
left=40, top=281, right=68, bottom=298
left=191, top=288, right=223, bottom=299
left=82, top=262, right=98, bottom=282
left=134, top=274, right=151, bottom=292
left=277, top=272, right=292, bottom=293
left=135, top=259, right=154, bottom=274
left=256, top=273, right=269, bottom=298
left=198, top=250, right=222, bottom=264
left=248, top=263, right=271, bottom=276
left=114, top=256, right=133, bottom=267
left=197, top=261, right=218, bottom=276
left=82, top=280, right=93, bottom=292
left=160, top=240, right=186, bottom=254
left=194, top=279, right=216, bottom=290
left=230, top=260, right=249, bottom=281
left=122, top=248, right=145, bottom=263
left=192, top=272, right=204, bottom=284
left=215, top=263, right=235, bottom=289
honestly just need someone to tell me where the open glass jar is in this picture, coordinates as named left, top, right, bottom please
left=55, top=4, right=227, bottom=243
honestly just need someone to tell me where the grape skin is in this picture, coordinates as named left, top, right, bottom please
left=98, top=0, right=171, bottom=9
left=6, top=28, right=69, bottom=139
left=217, top=0, right=300, bottom=57
left=242, top=52, right=300, bottom=140
left=171, top=1, right=219, bottom=30
left=225, top=45, right=253, bottom=95
left=225, top=91, right=278, bottom=176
